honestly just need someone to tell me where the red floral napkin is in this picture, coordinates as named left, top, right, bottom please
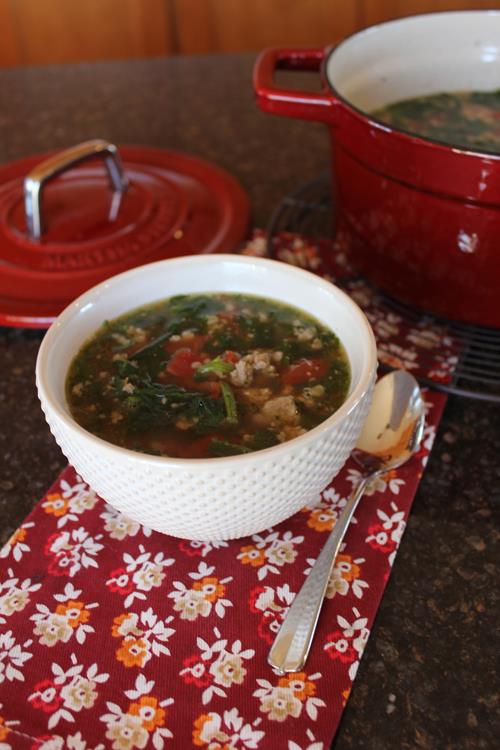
left=0, top=235, right=448, bottom=750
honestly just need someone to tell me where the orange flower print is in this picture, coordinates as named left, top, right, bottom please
left=55, top=600, right=90, bottom=628
left=192, top=713, right=230, bottom=748
left=278, top=672, right=316, bottom=701
left=9, top=527, right=27, bottom=545
left=238, top=546, right=265, bottom=567
left=42, top=493, right=69, bottom=517
left=342, top=687, right=351, bottom=706
left=116, top=637, right=150, bottom=667
left=336, top=554, right=361, bottom=582
left=111, top=613, right=141, bottom=638
left=0, top=716, right=9, bottom=741
left=193, top=714, right=210, bottom=747
left=192, top=577, right=225, bottom=602
left=307, top=507, right=336, bottom=532
left=128, top=695, right=165, bottom=732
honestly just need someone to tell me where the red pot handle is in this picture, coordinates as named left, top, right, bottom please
left=253, top=47, right=334, bottom=122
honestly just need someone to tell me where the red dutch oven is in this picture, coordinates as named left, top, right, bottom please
left=254, top=10, right=500, bottom=328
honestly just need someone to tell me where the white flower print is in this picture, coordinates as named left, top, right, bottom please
left=112, top=607, right=175, bottom=669
left=254, top=672, right=325, bottom=722
left=60, top=676, right=98, bottom=711
left=421, top=423, right=437, bottom=466
left=106, top=713, right=149, bottom=750
left=248, top=583, right=295, bottom=644
left=192, top=707, right=265, bottom=749
left=288, top=728, right=324, bottom=750
left=132, top=564, right=165, bottom=592
left=170, top=588, right=211, bottom=621
left=347, top=468, right=405, bottom=497
left=210, top=653, right=247, bottom=688
left=65, top=733, right=105, bottom=750
left=326, top=568, right=349, bottom=597
left=238, top=531, right=304, bottom=581
left=406, top=327, right=444, bottom=350
left=0, top=569, right=41, bottom=624
left=180, top=627, right=255, bottom=705
left=28, top=653, right=109, bottom=730
left=45, top=527, right=104, bottom=577
left=100, top=673, right=174, bottom=750
left=265, top=540, right=298, bottom=567
left=168, top=562, right=233, bottom=620
left=36, top=738, right=65, bottom=750
left=276, top=237, right=322, bottom=271
left=427, top=357, right=458, bottom=383
left=106, top=546, right=175, bottom=608
left=304, top=545, right=369, bottom=600
left=241, top=232, right=267, bottom=257
left=251, top=583, right=295, bottom=614
left=100, top=505, right=143, bottom=540
left=324, top=607, right=370, bottom=682
left=31, top=584, right=98, bottom=647
left=377, top=342, right=419, bottom=371
left=366, top=502, right=406, bottom=565
left=0, top=522, right=34, bottom=561
left=42, top=476, right=98, bottom=528
left=33, top=613, right=73, bottom=647
left=320, top=486, right=345, bottom=506
left=0, top=630, right=32, bottom=683
left=371, top=312, right=402, bottom=340
left=346, top=278, right=376, bottom=309
left=259, top=687, right=302, bottom=721
left=178, top=538, right=229, bottom=558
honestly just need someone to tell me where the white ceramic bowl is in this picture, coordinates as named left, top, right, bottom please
left=36, top=254, right=377, bottom=540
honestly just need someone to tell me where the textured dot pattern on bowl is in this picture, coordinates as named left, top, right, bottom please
left=36, top=254, right=377, bottom=541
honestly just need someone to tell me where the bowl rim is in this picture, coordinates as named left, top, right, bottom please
left=36, top=253, right=377, bottom=468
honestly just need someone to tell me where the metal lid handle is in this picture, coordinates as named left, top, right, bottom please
left=24, top=139, right=128, bottom=240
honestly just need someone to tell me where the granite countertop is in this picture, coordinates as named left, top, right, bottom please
left=0, top=55, right=498, bottom=749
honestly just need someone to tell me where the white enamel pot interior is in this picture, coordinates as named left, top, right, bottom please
left=326, top=11, right=500, bottom=114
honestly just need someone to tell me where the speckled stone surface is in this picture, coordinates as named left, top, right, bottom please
left=0, top=55, right=499, bottom=749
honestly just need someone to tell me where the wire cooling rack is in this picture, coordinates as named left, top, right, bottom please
left=265, top=173, right=500, bottom=403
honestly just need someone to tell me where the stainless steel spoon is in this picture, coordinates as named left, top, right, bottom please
left=268, top=369, right=425, bottom=674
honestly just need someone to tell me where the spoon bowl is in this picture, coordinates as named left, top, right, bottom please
left=353, top=368, right=425, bottom=475
left=268, top=369, right=425, bottom=674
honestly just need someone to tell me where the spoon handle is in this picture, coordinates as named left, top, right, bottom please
left=268, top=475, right=371, bottom=674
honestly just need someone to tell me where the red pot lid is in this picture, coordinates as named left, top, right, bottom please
left=0, top=140, right=250, bottom=328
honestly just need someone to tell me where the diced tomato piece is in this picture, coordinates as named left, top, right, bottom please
left=196, top=380, right=221, bottom=397
left=182, top=433, right=225, bottom=459
left=181, top=435, right=213, bottom=459
left=164, top=334, right=207, bottom=354
left=282, top=358, right=329, bottom=385
left=223, top=350, right=240, bottom=363
left=166, top=348, right=201, bottom=378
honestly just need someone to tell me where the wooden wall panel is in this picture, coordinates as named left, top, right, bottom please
left=0, top=0, right=173, bottom=65
left=173, top=0, right=363, bottom=54
left=0, top=2, right=22, bottom=65
left=1, top=0, right=500, bottom=66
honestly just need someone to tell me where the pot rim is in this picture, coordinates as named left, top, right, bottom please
left=322, top=9, right=500, bottom=160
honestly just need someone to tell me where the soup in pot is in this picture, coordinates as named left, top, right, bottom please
left=66, top=293, right=351, bottom=458
left=373, top=89, right=500, bottom=152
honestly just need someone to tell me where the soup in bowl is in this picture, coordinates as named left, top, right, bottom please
left=36, top=254, right=376, bottom=540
